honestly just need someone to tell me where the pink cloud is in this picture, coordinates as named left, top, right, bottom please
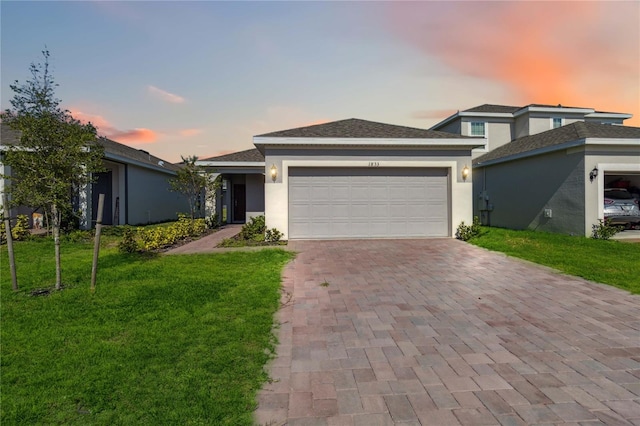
left=109, top=128, right=157, bottom=144
left=69, top=110, right=112, bottom=129
left=69, top=108, right=158, bottom=144
left=387, top=2, right=640, bottom=126
left=147, top=85, right=186, bottom=104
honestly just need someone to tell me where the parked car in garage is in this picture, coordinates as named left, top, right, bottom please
left=604, top=188, right=640, bottom=229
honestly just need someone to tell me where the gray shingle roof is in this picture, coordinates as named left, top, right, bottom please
left=474, top=122, right=640, bottom=166
left=201, top=148, right=264, bottom=162
left=256, top=118, right=472, bottom=139
left=99, top=137, right=181, bottom=172
left=462, top=104, right=522, bottom=113
left=462, top=104, right=593, bottom=114
left=1, top=123, right=179, bottom=172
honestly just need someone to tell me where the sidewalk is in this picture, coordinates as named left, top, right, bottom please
left=164, top=224, right=242, bottom=254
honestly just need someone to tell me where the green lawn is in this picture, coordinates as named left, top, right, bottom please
left=1, top=237, right=294, bottom=425
left=468, top=227, right=640, bottom=294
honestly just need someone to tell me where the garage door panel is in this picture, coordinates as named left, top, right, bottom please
left=289, top=167, right=449, bottom=239
left=334, top=186, right=350, bottom=201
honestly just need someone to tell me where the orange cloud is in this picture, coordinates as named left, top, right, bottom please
left=387, top=2, right=640, bottom=126
left=109, top=128, right=157, bottom=144
left=70, top=108, right=158, bottom=144
left=147, top=85, right=186, bottom=104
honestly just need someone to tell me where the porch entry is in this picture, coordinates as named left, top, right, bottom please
left=232, top=184, right=246, bottom=223
left=92, top=171, right=113, bottom=226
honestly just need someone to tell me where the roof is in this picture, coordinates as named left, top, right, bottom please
left=462, top=104, right=522, bottom=113
left=201, top=148, right=264, bottom=162
left=99, top=137, right=181, bottom=172
left=256, top=118, right=473, bottom=139
left=1, top=123, right=179, bottom=173
left=474, top=122, right=640, bottom=166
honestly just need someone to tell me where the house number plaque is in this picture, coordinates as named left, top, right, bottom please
left=368, top=162, right=380, bottom=167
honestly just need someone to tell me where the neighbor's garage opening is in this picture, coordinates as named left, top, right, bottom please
left=604, top=173, right=640, bottom=230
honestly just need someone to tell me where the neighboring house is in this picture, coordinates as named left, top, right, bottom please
left=432, top=105, right=639, bottom=236
left=1, top=124, right=189, bottom=229
left=200, top=118, right=484, bottom=239
left=431, top=104, right=632, bottom=158
left=472, top=122, right=640, bottom=236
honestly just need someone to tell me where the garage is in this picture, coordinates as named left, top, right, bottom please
left=604, top=172, right=640, bottom=229
left=288, top=167, right=449, bottom=239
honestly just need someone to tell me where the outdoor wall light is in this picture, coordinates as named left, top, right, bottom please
left=462, top=165, right=470, bottom=181
left=589, top=167, right=598, bottom=182
left=270, top=164, right=278, bottom=181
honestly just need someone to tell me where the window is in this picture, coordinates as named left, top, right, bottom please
left=552, top=117, right=563, bottom=128
left=470, top=122, right=485, bottom=136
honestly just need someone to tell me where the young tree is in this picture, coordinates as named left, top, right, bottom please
left=169, top=155, right=217, bottom=220
left=1, top=50, right=104, bottom=290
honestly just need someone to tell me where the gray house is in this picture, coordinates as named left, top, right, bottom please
left=1, top=124, right=189, bottom=229
left=199, top=118, right=483, bottom=239
left=432, top=105, right=640, bottom=236
left=472, top=123, right=640, bottom=236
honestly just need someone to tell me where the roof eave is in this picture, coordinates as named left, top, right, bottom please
left=585, top=112, right=633, bottom=120
left=513, top=106, right=594, bottom=117
left=474, top=137, right=640, bottom=168
left=196, top=161, right=265, bottom=167
left=254, top=136, right=484, bottom=148
left=104, top=152, right=178, bottom=175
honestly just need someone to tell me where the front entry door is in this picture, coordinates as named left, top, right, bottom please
left=233, top=184, right=246, bottom=222
left=92, top=171, right=113, bottom=226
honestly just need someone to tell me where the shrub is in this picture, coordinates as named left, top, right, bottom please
left=1, top=214, right=31, bottom=243
left=117, top=216, right=207, bottom=253
left=205, top=214, right=219, bottom=229
left=240, top=215, right=266, bottom=240
left=456, top=216, right=481, bottom=241
left=118, top=227, right=139, bottom=253
left=591, top=219, right=621, bottom=240
left=265, top=228, right=283, bottom=243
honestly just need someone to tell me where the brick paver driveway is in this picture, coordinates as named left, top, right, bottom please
left=255, top=239, right=640, bottom=425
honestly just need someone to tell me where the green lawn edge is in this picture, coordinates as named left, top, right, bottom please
left=467, top=227, right=640, bottom=294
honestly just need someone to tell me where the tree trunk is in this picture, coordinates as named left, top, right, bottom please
left=52, top=204, right=62, bottom=290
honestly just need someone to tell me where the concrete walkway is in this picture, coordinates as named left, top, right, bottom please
left=255, top=239, right=640, bottom=425
left=164, top=224, right=242, bottom=254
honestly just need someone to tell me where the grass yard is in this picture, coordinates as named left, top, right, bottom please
left=468, top=227, right=640, bottom=294
left=1, top=237, right=293, bottom=425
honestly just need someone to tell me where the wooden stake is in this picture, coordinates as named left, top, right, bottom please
left=2, top=193, right=18, bottom=291
left=91, top=194, right=105, bottom=292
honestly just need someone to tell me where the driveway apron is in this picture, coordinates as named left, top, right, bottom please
left=255, top=239, right=640, bottom=426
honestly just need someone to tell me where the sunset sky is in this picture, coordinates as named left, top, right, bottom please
left=2, top=1, right=638, bottom=163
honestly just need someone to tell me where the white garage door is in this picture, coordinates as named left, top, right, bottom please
left=289, top=167, right=449, bottom=239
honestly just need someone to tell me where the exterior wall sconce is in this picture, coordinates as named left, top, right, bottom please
left=462, top=165, right=470, bottom=181
left=270, top=164, right=278, bottom=182
left=589, top=167, right=598, bottom=182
